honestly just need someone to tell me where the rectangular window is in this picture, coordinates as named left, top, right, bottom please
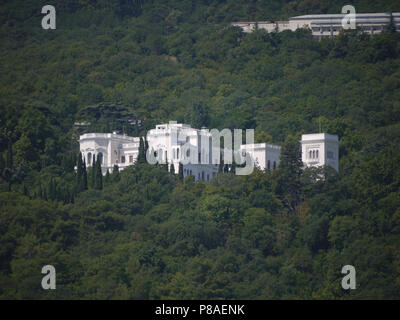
left=129, top=155, right=133, bottom=163
left=121, top=156, right=126, bottom=163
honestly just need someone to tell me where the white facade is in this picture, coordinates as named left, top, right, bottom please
left=79, top=123, right=220, bottom=181
left=301, top=133, right=339, bottom=172
left=78, top=123, right=339, bottom=179
left=79, top=132, right=140, bottom=174
left=232, top=12, right=400, bottom=38
left=147, top=123, right=219, bottom=181
left=240, top=143, right=281, bottom=171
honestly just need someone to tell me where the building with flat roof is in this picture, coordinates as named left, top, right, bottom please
left=301, top=133, right=339, bottom=172
left=79, top=132, right=140, bottom=174
left=240, top=143, right=281, bottom=171
left=232, top=12, right=400, bottom=38
left=78, top=123, right=339, bottom=179
left=146, top=122, right=219, bottom=181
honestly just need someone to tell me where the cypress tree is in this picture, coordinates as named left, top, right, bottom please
left=145, top=138, right=149, bottom=155
left=91, top=154, right=96, bottom=188
left=113, top=164, right=120, bottom=182
left=138, top=137, right=146, bottom=164
left=178, top=162, right=184, bottom=180
left=76, top=152, right=83, bottom=192
left=170, top=162, right=175, bottom=174
left=105, top=169, right=110, bottom=184
left=274, top=135, right=303, bottom=216
left=95, top=158, right=103, bottom=190
left=83, top=159, right=88, bottom=190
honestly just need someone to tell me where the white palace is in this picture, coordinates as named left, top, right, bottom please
left=232, top=12, right=400, bottom=38
left=79, top=123, right=339, bottom=181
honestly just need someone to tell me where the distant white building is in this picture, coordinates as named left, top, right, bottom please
left=301, top=133, right=339, bottom=172
left=240, top=143, right=281, bottom=171
left=79, top=132, right=140, bottom=174
left=78, top=123, right=339, bottom=179
left=232, top=12, right=400, bottom=38
left=147, top=122, right=219, bottom=181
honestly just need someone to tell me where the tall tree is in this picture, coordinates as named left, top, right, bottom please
left=137, top=137, right=146, bottom=164
left=76, top=152, right=83, bottom=192
left=105, top=169, right=110, bottom=184
left=178, top=162, right=184, bottom=181
left=95, top=157, right=103, bottom=190
left=90, top=154, right=96, bottom=188
left=273, top=135, right=303, bottom=215
left=112, top=164, right=120, bottom=182
left=83, top=159, right=88, bottom=190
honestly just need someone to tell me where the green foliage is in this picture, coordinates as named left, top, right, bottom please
left=1, top=0, right=400, bottom=300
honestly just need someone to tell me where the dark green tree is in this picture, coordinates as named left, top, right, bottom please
left=273, top=135, right=303, bottom=215
left=94, top=157, right=103, bottom=190
left=83, top=159, right=88, bottom=190
left=137, top=137, right=146, bottom=164
left=178, top=162, right=183, bottom=181
left=90, top=154, right=96, bottom=188
left=105, top=169, right=110, bottom=184
left=112, top=164, right=120, bottom=182
left=76, top=152, right=84, bottom=192
left=169, top=162, right=175, bottom=174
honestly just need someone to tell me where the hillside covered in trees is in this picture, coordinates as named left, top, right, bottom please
left=1, top=0, right=400, bottom=299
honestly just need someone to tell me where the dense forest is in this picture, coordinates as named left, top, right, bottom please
left=1, top=0, right=400, bottom=299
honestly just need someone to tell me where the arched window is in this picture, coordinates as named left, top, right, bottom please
left=267, top=160, right=271, bottom=170
left=316, top=150, right=319, bottom=158
left=87, top=152, right=92, bottom=165
left=312, top=150, right=315, bottom=159
left=309, top=150, right=312, bottom=159
left=177, top=148, right=180, bottom=159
